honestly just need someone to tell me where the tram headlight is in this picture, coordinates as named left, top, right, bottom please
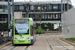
left=27, top=37, right=29, bottom=39
left=14, top=37, right=17, bottom=40
left=26, top=37, right=30, bottom=40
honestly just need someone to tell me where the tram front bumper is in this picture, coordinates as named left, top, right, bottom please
left=13, top=40, right=31, bottom=44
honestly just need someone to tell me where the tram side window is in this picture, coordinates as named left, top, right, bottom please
left=12, top=26, right=14, bottom=36
left=30, top=26, right=33, bottom=36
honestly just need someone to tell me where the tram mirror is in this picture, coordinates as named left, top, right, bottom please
left=10, top=26, right=12, bottom=29
left=33, top=26, right=34, bottom=28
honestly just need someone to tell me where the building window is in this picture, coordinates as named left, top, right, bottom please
left=30, top=14, right=34, bottom=19
left=42, top=15, right=44, bottom=19
left=19, top=5, right=24, bottom=10
left=4, top=5, right=8, bottom=12
left=0, top=15, right=7, bottom=21
left=53, top=14, right=59, bottom=19
left=22, top=14, right=27, bottom=18
left=58, top=4, right=61, bottom=11
left=43, top=5, right=47, bottom=10
left=0, top=5, right=3, bottom=12
left=47, top=4, right=52, bottom=11
left=53, top=5, right=58, bottom=10
left=44, top=15, right=47, bottom=19
left=30, top=5, right=34, bottom=10
left=48, top=14, right=52, bottom=19
left=14, top=5, right=18, bottom=10
left=41, top=5, right=43, bottom=10
left=56, top=14, right=59, bottom=19
left=0, top=5, right=8, bottom=12
left=53, top=14, right=56, bottom=19
left=58, top=14, right=61, bottom=18
left=22, top=14, right=25, bottom=17
left=38, top=6, right=41, bottom=10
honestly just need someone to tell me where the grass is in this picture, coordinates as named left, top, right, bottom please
left=0, top=35, right=8, bottom=37
left=66, top=38, right=75, bottom=42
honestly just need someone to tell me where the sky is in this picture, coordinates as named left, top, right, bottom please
left=71, top=0, right=75, bottom=7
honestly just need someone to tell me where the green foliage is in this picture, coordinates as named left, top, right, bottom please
left=4, top=35, right=8, bottom=37
left=36, top=29, right=45, bottom=34
left=0, top=23, right=8, bottom=31
left=56, top=27, right=61, bottom=31
left=66, top=38, right=75, bottom=42
left=36, top=23, right=54, bottom=30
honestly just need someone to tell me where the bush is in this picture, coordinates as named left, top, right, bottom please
left=0, top=23, right=8, bottom=31
left=36, top=23, right=54, bottom=31
left=36, top=29, right=45, bottom=34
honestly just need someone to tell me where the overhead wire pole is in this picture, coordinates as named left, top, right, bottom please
left=8, top=0, right=14, bottom=40
left=8, top=0, right=11, bottom=40
left=67, top=1, right=69, bottom=11
left=8, top=0, right=10, bottom=29
left=64, top=0, right=65, bottom=12
left=12, top=0, right=14, bottom=18
left=61, top=0, right=63, bottom=14
left=61, top=0, right=63, bottom=32
left=27, top=5, right=29, bottom=18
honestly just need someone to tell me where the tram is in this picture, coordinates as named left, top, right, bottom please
left=12, top=18, right=36, bottom=45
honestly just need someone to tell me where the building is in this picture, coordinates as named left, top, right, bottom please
left=0, top=0, right=72, bottom=24
left=14, top=1, right=72, bottom=24
left=62, top=8, right=75, bottom=38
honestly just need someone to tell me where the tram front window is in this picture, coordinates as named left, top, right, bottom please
left=15, top=19, right=29, bottom=34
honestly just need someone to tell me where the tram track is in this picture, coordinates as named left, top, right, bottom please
left=53, top=38, right=69, bottom=50
left=25, top=45, right=29, bottom=50
left=8, top=45, right=29, bottom=50
left=46, top=37, right=70, bottom=50
left=46, top=39, right=53, bottom=50
left=0, top=41, right=12, bottom=49
left=10, top=46, right=16, bottom=50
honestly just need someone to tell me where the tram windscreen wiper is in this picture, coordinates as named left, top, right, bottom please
left=18, top=34, right=22, bottom=36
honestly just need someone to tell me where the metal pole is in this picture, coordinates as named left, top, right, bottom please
left=67, top=2, right=69, bottom=11
left=8, top=0, right=10, bottom=29
left=27, top=7, right=29, bottom=18
left=12, top=0, right=14, bottom=18
left=8, top=0, right=11, bottom=40
left=61, top=0, right=63, bottom=14
left=61, top=0, right=63, bottom=33
left=64, top=0, right=65, bottom=12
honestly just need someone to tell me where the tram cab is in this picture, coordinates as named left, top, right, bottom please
left=12, top=18, right=36, bottom=45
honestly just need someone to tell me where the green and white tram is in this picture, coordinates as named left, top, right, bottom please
left=12, top=18, right=36, bottom=44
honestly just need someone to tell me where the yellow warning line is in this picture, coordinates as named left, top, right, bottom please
left=57, top=38, right=72, bottom=46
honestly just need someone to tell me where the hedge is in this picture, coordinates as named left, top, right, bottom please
left=36, top=23, right=54, bottom=31
left=36, top=29, right=45, bottom=34
left=0, top=23, right=8, bottom=31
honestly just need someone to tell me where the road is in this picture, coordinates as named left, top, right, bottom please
left=0, top=34, right=75, bottom=50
